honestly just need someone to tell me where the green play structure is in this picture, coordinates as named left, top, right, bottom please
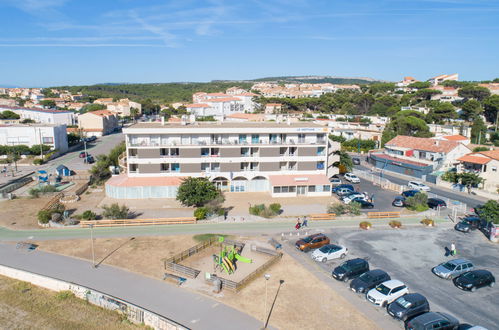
left=213, top=236, right=252, bottom=275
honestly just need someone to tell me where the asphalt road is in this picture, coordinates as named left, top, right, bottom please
left=340, top=179, right=401, bottom=212
left=291, top=226, right=499, bottom=329
left=354, top=163, right=488, bottom=208
left=0, top=242, right=263, bottom=330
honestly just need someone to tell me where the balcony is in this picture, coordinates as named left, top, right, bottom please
left=128, top=136, right=325, bottom=147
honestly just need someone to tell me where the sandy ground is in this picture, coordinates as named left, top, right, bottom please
left=36, top=235, right=378, bottom=330
left=0, top=196, right=54, bottom=229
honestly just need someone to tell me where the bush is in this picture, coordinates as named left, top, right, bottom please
left=269, top=203, right=281, bottom=214
left=39, top=185, right=57, bottom=193
left=81, top=210, right=97, bottom=220
left=29, top=188, right=40, bottom=198
left=101, top=203, right=129, bottom=219
left=389, top=220, right=402, bottom=228
left=37, top=210, right=52, bottom=224
left=405, top=192, right=429, bottom=212
left=421, top=218, right=435, bottom=226
left=359, top=221, right=372, bottom=230
left=176, top=177, right=222, bottom=207
left=249, top=204, right=265, bottom=216
left=33, top=158, right=45, bottom=165
left=56, top=290, right=75, bottom=300
left=349, top=202, right=362, bottom=216
left=194, top=207, right=208, bottom=220
left=248, top=203, right=280, bottom=218
left=327, top=202, right=361, bottom=216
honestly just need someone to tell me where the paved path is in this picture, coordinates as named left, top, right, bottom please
left=0, top=243, right=262, bottom=330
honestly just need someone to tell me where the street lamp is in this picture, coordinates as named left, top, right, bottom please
left=89, top=224, right=96, bottom=268
left=264, top=279, right=284, bottom=329
left=263, top=274, right=271, bottom=323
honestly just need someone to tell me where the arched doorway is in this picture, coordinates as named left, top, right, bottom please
left=230, top=176, right=248, bottom=192
left=249, top=176, right=269, bottom=192
left=212, top=176, right=229, bottom=192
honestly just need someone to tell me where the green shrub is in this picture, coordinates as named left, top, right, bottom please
left=33, top=158, right=45, bottom=165
left=269, top=203, right=281, bottom=214
left=327, top=203, right=360, bottom=215
left=249, top=204, right=265, bottom=216
left=39, top=185, right=57, bottom=193
left=248, top=203, right=280, bottom=218
left=194, top=207, right=208, bottom=220
left=81, top=210, right=97, bottom=220
left=405, top=192, right=429, bottom=212
left=37, top=210, right=52, bottom=224
left=56, top=290, right=75, bottom=300
left=101, top=203, right=129, bottom=219
left=29, top=188, right=40, bottom=198
left=349, top=202, right=362, bottom=216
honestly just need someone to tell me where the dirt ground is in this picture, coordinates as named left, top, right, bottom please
left=0, top=196, right=54, bottom=229
left=0, top=275, right=140, bottom=329
left=36, top=235, right=378, bottom=330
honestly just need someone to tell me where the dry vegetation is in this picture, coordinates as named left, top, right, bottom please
left=37, top=235, right=379, bottom=330
left=0, top=275, right=141, bottom=329
left=0, top=197, right=51, bottom=229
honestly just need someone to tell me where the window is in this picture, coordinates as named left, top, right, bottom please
left=42, top=136, right=54, bottom=144
left=241, top=162, right=249, bottom=170
left=280, top=147, right=287, bottom=156
left=289, top=186, right=296, bottom=192
left=269, top=134, right=278, bottom=143
left=201, top=163, right=209, bottom=172
left=170, top=148, right=179, bottom=156
left=250, top=147, right=259, bottom=156
left=252, top=134, right=259, bottom=144
left=317, top=147, right=325, bottom=155
left=289, top=147, right=297, bottom=156
left=210, top=148, right=220, bottom=156
left=281, top=186, right=289, bottom=193
left=241, top=147, right=249, bottom=157
left=239, top=134, right=247, bottom=144
left=211, top=163, right=220, bottom=172
left=308, top=185, right=315, bottom=192
left=323, top=185, right=331, bottom=192
left=171, top=163, right=180, bottom=172
left=129, top=149, right=138, bottom=157
left=317, top=161, right=325, bottom=170
left=201, top=148, right=209, bottom=156
left=492, top=166, right=497, bottom=172
left=160, top=164, right=169, bottom=172
left=160, top=148, right=168, bottom=156
left=298, top=133, right=305, bottom=143
left=129, top=164, right=138, bottom=172
left=280, top=162, right=287, bottom=170
left=317, top=134, right=325, bottom=143
left=273, top=186, right=281, bottom=193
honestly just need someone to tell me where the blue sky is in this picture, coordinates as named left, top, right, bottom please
left=0, top=0, right=498, bottom=87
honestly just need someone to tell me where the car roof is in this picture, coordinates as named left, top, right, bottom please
left=413, top=312, right=456, bottom=324
left=306, top=233, right=326, bottom=239
left=367, top=269, right=388, bottom=276
left=380, top=279, right=404, bottom=288
left=403, top=293, right=427, bottom=302
left=447, top=258, right=471, bottom=265
left=469, top=269, right=492, bottom=276
left=428, top=198, right=444, bottom=202
left=323, top=244, right=341, bottom=249
left=346, top=258, right=367, bottom=265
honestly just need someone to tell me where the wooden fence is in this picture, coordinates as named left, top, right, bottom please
left=80, top=217, right=196, bottom=228
left=309, top=213, right=336, bottom=220
left=41, top=192, right=64, bottom=211
left=367, top=211, right=401, bottom=219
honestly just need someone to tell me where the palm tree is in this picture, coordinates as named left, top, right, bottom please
left=333, top=150, right=353, bottom=172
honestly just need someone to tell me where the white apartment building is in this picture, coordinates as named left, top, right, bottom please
left=106, top=122, right=340, bottom=199
left=0, top=124, right=68, bottom=153
left=187, top=91, right=257, bottom=119
left=0, top=106, right=75, bottom=126
left=428, top=73, right=459, bottom=86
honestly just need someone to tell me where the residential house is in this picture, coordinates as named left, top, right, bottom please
left=1, top=105, right=75, bottom=126
left=265, top=103, right=282, bottom=114
left=430, top=85, right=463, bottom=102
left=0, top=99, right=17, bottom=107
left=107, top=99, right=142, bottom=117
left=437, top=135, right=470, bottom=145
left=457, top=150, right=499, bottom=193
left=369, top=135, right=470, bottom=179
left=0, top=124, right=68, bottom=153
left=479, top=83, right=499, bottom=95
left=78, top=110, right=118, bottom=137
left=428, top=73, right=459, bottom=86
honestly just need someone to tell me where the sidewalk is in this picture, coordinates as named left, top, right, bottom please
left=0, top=243, right=262, bottom=330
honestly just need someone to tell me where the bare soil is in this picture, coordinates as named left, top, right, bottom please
left=36, top=235, right=379, bottom=330
left=0, top=196, right=53, bottom=229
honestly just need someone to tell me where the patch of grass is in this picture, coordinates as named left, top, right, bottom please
left=193, top=233, right=234, bottom=242
left=55, top=290, right=75, bottom=300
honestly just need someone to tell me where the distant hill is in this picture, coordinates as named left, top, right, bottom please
left=248, top=75, right=384, bottom=84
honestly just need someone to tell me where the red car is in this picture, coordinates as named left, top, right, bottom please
left=79, top=152, right=88, bottom=158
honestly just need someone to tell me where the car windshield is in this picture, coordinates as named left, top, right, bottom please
left=442, top=262, right=456, bottom=271
left=462, top=272, right=477, bottom=279
left=339, top=262, right=350, bottom=272
left=302, top=236, right=313, bottom=243
left=320, top=245, right=337, bottom=253
left=359, top=272, right=373, bottom=282
left=395, top=296, right=412, bottom=309
left=376, top=284, right=390, bottom=295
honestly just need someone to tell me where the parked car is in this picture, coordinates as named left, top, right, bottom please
left=402, top=190, right=421, bottom=198
left=344, top=172, right=360, bottom=183
left=408, top=181, right=431, bottom=192
left=454, top=216, right=481, bottom=233
left=453, top=270, right=495, bottom=292
left=336, top=187, right=355, bottom=196
left=84, top=155, right=94, bottom=164
left=387, top=293, right=430, bottom=322
left=332, top=258, right=369, bottom=282
left=311, top=244, right=348, bottom=263
left=432, top=259, right=474, bottom=280
left=342, top=193, right=366, bottom=204
left=352, top=198, right=375, bottom=209
left=427, top=198, right=447, bottom=209
left=352, top=157, right=361, bottom=165
left=367, top=280, right=409, bottom=307
left=333, top=184, right=354, bottom=193
left=79, top=151, right=88, bottom=158
left=350, top=269, right=391, bottom=294
left=329, top=177, right=342, bottom=186
left=405, top=312, right=459, bottom=330
left=295, top=233, right=330, bottom=252
left=392, top=196, right=406, bottom=207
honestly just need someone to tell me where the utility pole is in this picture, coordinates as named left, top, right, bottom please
left=263, top=274, right=270, bottom=323
left=89, top=224, right=96, bottom=268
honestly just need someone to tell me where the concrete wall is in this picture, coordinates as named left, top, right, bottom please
left=298, top=147, right=317, bottom=156
left=181, top=163, right=201, bottom=173
left=139, top=164, right=161, bottom=173
left=297, top=162, right=316, bottom=171
left=260, top=147, right=279, bottom=157
left=260, top=162, right=280, bottom=171
left=220, top=163, right=240, bottom=172
left=138, top=149, right=159, bottom=158
left=220, top=148, right=240, bottom=157
left=179, top=148, right=200, bottom=158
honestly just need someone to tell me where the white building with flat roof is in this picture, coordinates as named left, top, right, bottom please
left=0, top=106, right=75, bottom=126
left=106, top=122, right=339, bottom=199
left=0, top=124, right=68, bottom=153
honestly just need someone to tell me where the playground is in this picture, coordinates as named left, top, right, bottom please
left=180, top=238, right=272, bottom=282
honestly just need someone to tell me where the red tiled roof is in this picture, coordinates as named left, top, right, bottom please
left=478, top=149, right=499, bottom=161
left=442, top=135, right=468, bottom=141
left=269, top=174, right=330, bottom=186
left=185, top=103, right=210, bottom=108
left=205, top=97, right=241, bottom=103
left=385, top=136, right=464, bottom=154
left=457, top=154, right=491, bottom=165
left=266, top=103, right=282, bottom=107
left=0, top=105, right=71, bottom=113
left=206, top=93, right=229, bottom=97
left=237, top=92, right=258, bottom=96
left=371, top=153, right=430, bottom=167
left=87, top=110, right=114, bottom=117
left=106, top=175, right=185, bottom=187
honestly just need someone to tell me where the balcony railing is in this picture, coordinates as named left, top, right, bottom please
left=128, top=138, right=327, bottom=147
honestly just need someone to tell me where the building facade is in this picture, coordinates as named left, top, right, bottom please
left=0, top=124, right=68, bottom=153
left=78, top=110, right=119, bottom=137
left=1, top=106, right=75, bottom=126
left=106, top=122, right=339, bottom=199
left=457, top=150, right=499, bottom=193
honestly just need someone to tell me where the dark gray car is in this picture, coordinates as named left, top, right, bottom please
left=432, top=259, right=474, bottom=279
left=350, top=269, right=390, bottom=294
left=332, top=258, right=369, bottom=281
left=387, top=293, right=430, bottom=321
left=405, top=312, right=459, bottom=330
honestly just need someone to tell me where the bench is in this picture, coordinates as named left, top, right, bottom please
left=163, top=273, right=187, bottom=285
left=367, top=212, right=401, bottom=219
left=268, top=238, right=282, bottom=250
left=309, top=213, right=336, bottom=220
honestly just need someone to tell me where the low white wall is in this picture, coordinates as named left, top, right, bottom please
left=0, top=264, right=187, bottom=330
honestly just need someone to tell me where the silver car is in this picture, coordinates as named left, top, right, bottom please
left=432, top=259, right=474, bottom=279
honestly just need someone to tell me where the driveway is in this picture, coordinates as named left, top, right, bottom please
left=288, top=226, right=499, bottom=329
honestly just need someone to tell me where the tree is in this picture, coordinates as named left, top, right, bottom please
left=41, top=88, right=57, bottom=98
left=80, top=103, right=106, bottom=113
left=382, top=115, right=433, bottom=146
left=458, top=85, right=491, bottom=101
left=368, top=83, right=396, bottom=95
left=415, top=89, right=442, bottom=101
left=460, top=99, right=483, bottom=121
left=483, top=95, right=499, bottom=124
left=176, top=177, right=222, bottom=207
left=40, top=100, right=56, bottom=108
left=426, top=102, right=457, bottom=123
left=89, top=142, right=125, bottom=183
left=470, top=117, right=487, bottom=144
left=478, top=200, right=499, bottom=224
left=408, top=81, right=431, bottom=89
left=0, top=110, right=20, bottom=119
left=141, top=99, right=161, bottom=115
left=370, top=96, right=399, bottom=116
left=459, top=173, right=483, bottom=187
left=333, top=150, right=353, bottom=172
left=102, top=203, right=129, bottom=219
left=352, top=94, right=375, bottom=115
left=405, top=192, right=429, bottom=212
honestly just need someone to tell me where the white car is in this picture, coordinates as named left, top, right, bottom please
left=407, top=181, right=430, bottom=192
left=366, top=280, right=409, bottom=307
left=342, top=193, right=367, bottom=204
left=311, top=244, right=348, bottom=263
left=329, top=177, right=342, bottom=186
left=344, top=173, right=360, bottom=184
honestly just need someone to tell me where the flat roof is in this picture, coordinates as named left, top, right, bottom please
left=127, top=121, right=325, bottom=129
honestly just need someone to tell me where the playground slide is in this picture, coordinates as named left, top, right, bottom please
left=234, top=253, right=252, bottom=263
left=224, top=257, right=235, bottom=272
left=221, top=262, right=230, bottom=274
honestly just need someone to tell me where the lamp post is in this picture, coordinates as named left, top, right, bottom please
left=89, top=224, right=95, bottom=268
left=263, top=274, right=271, bottom=323
left=264, top=279, right=284, bottom=329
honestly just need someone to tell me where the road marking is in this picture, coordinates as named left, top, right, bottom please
left=190, top=319, right=200, bottom=323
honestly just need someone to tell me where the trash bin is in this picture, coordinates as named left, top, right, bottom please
left=213, top=278, right=222, bottom=293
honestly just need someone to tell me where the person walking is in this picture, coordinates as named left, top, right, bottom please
left=295, top=217, right=302, bottom=230
left=450, top=242, right=457, bottom=256
left=302, top=216, right=308, bottom=228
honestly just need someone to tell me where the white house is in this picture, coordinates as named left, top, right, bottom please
left=0, top=124, right=68, bottom=153
left=1, top=106, right=75, bottom=126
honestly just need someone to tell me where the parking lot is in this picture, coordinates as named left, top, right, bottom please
left=287, top=226, right=498, bottom=329
left=337, top=177, right=401, bottom=212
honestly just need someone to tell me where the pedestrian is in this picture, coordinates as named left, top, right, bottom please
left=370, top=194, right=375, bottom=203
left=467, top=184, right=472, bottom=194
left=302, top=216, right=308, bottom=227
left=295, top=217, right=301, bottom=230
left=450, top=242, right=457, bottom=256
